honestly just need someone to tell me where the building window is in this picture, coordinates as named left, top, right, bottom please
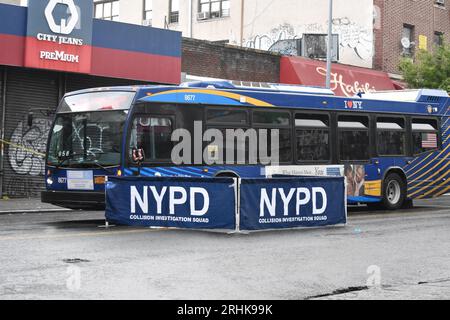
left=95, top=0, right=120, bottom=21
left=435, top=0, right=446, bottom=8
left=169, top=0, right=179, bottom=24
left=198, top=0, right=230, bottom=20
left=402, top=24, right=415, bottom=56
left=434, top=32, right=444, bottom=46
left=143, top=0, right=152, bottom=23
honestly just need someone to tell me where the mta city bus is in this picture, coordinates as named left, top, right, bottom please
left=41, top=81, right=450, bottom=210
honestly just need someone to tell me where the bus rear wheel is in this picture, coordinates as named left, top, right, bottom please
left=381, top=173, right=406, bottom=210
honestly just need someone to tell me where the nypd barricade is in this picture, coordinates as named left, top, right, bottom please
left=240, top=177, right=347, bottom=231
left=105, top=176, right=347, bottom=232
left=105, top=177, right=237, bottom=230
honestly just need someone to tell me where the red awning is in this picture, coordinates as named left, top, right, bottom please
left=392, top=80, right=407, bottom=90
left=280, top=56, right=397, bottom=97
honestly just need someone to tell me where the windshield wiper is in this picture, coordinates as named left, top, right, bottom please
left=89, top=161, right=116, bottom=175
left=84, top=152, right=116, bottom=175
left=54, top=152, right=117, bottom=174
left=55, top=153, right=83, bottom=168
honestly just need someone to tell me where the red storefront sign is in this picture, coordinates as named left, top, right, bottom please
left=280, top=56, right=397, bottom=97
left=0, top=2, right=181, bottom=84
left=24, top=0, right=94, bottom=74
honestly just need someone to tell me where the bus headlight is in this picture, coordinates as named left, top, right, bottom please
left=46, top=177, right=54, bottom=185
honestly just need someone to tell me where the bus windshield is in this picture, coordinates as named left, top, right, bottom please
left=59, top=91, right=135, bottom=113
left=47, top=110, right=128, bottom=168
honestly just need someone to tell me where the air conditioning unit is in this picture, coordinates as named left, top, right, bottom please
left=142, top=19, right=152, bottom=27
left=197, top=12, right=210, bottom=20
left=435, top=0, right=445, bottom=6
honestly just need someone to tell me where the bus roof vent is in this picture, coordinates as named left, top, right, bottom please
left=416, top=89, right=449, bottom=104
left=180, top=81, right=236, bottom=90
left=360, top=89, right=448, bottom=103
left=231, top=80, right=335, bottom=95
left=181, top=80, right=335, bottom=96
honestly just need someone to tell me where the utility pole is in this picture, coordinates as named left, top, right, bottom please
left=188, top=0, right=193, bottom=38
left=240, top=0, right=245, bottom=46
left=326, top=0, right=333, bottom=89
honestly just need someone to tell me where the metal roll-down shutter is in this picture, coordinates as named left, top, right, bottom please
left=2, top=67, right=59, bottom=198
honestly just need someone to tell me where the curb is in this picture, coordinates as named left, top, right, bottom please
left=0, top=208, right=73, bottom=215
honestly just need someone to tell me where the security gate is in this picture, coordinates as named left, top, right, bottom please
left=0, top=66, right=147, bottom=198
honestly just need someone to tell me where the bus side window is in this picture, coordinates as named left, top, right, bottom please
left=206, top=108, right=250, bottom=164
left=129, top=116, right=174, bottom=162
left=295, top=113, right=330, bottom=162
left=207, top=109, right=248, bottom=124
left=253, top=111, right=292, bottom=164
left=411, top=118, right=439, bottom=155
left=376, top=117, right=406, bottom=156
left=338, top=115, right=370, bottom=161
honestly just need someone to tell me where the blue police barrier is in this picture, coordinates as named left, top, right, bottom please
left=240, top=177, right=346, bottom=231
left=105, top=177, right=236, bottom=230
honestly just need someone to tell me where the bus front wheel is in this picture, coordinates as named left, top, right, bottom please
left=381, top=173, right=406, bottom=210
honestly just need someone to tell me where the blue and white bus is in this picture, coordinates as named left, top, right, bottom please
left=41, top=81, right=450, bottom=210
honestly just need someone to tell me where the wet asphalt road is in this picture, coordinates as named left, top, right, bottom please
left=0, top=196, right=449, bottom=300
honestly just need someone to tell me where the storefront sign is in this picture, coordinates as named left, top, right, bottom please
left=316, top=67, right=376, bottom=97
left=25, top=0, right=93, bottom=73
left=280, top=56, right=397, bottom=97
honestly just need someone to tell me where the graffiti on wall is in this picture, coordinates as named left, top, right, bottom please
left=245, top=23, right=299, bottom=53
left=7, top=117, right=51, bottom=176
left=267, top=39, right=300, bottom=56
left=244, top=18, right=373, bottom=63
left=332, top=17, right=372, bottom=61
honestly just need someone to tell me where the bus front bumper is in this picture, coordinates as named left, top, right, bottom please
left=41, top=190, right=105, bottom=209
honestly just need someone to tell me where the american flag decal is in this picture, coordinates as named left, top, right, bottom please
left=422, top=133, right=438, bottom=148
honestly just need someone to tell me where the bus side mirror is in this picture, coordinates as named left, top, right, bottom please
left=132, top=148, right=145, bottom=164
left=27, top=112, right=33, bottom=127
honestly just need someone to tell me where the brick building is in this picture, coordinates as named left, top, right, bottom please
left=374, top=0, right=450, bottom=75
left=182, top=38, right=280, bottom=83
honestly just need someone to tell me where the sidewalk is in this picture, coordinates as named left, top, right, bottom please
left=0, top=198, right=71, bottom=214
